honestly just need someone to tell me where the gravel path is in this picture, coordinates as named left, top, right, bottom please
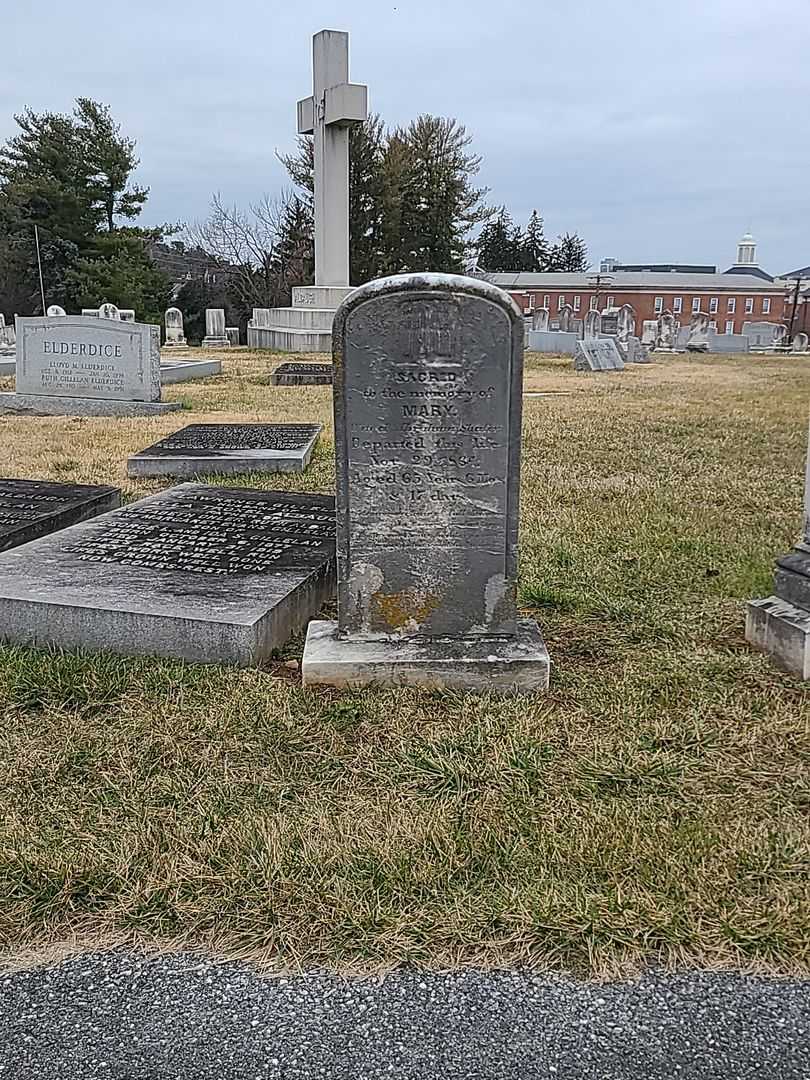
left=0, top=952, right=808, bottom=1079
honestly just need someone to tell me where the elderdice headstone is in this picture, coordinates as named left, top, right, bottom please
left=301, top=272, right=550, bottom=693
left=0, top=478, right=120, bottom=552
left=0, top=485, right=337, bottom=666
left=201, top=309, right=229, bottom=348
left=128, top=422, right=322, bottom=478
left=747, top=423, right=810, bottom=679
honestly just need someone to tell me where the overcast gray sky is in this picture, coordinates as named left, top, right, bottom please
left=6, top=0, right=810, bottom=274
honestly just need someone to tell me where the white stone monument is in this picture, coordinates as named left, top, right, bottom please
left=47, top=305, right=67, bottom=317
left=163, top=307, right=187, bottom=348
left=249, top=30, right=368, bottom=353
left=201, top=309, right=230, bottom=348
left=0, top=315, right=14, bottom=357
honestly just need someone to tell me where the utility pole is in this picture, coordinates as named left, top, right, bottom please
left=788, top=275, right=804, bottom=342
left=587, top=271, right=613, bottom=313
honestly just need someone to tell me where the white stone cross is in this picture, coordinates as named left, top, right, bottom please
left=297, top=30, right=368, bottom=288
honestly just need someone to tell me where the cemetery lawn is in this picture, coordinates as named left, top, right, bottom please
left=0, top=348, right=808, bottom=978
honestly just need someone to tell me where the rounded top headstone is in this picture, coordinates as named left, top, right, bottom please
left=99, top=302, right=120, bottom=320
left=47, top=305, right=67, bottom=317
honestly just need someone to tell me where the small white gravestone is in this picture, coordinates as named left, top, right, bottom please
left=201, top=309, right=230, bottom=348
left=793, top=332, right=809, bottom=353
left=98, top=302, right=121, bottom=320
left=163, top=307, right=187, bottom=348
left=686, top=312, right=710, bottom=351
left=0, top=315, right=14, bottom=356
left=657, top=311, right=676, bottom=350
left=575, top=338, right=625, bottom=372
left=47, top=305, right=67, bottom=317
left=641, top=320, right=657, bottom=346
left=531, top=308, right=549, bottom=331
left=0, top=316, right=181, bottom=417
left=617, top=304, right=636, bottom=346
left=583, top=309, right=601, bottom=341
left=559, top=304, right=574, bottom=333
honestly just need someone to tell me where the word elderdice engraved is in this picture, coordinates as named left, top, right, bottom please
left=302, top=273, right=550, bottom=693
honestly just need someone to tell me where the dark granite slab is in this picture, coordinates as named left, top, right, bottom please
left=271, top=363, right=333, bottom=386
left=0, top=478, right=121, bottom=553
left=127, top=423, right=322, bottom=478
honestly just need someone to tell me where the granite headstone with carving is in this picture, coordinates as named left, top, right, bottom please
left=574, top=338, right=625, bottom=372
left=0, top=478, right=120, bottom=552
left=271, top=362, right=333, bottom=386
left=301, top=272, right=549, bottom=693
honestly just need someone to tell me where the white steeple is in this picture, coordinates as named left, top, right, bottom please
left=735, top=231, right=757, bottom=267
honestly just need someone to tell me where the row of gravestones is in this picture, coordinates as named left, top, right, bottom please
left=0, top=273, right=805, bottom=688
left=38, top=303, right=241, bottom=349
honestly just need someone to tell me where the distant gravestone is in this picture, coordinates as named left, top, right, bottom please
left=119, top=310, right=135, bottom=323
left=225, top=327, right=240, bottom=347
left=686, top=312, right=710, bottom=351
left=583, top=310, right=602, bottom=340
left=574, top=338, right=625, bottom=372
left=99, top=302, right=120, bottom=320
left=625, top=336, right=651, bottom=364
left=747, top=423, right=810, bottom=679
left=742, top=321, right=781, bottom=349
left=617, top=304, right=636, bottom=343
left=127, top=422, right=322, bottom=478
left=0, top=316, right=14, bottom=356
left=558, top=304, right=574, bottom=332
left=201, top=309, right=230, bottom=348
left=0, top=478, right=120, bottom=553
left=301, top=272, right=549, bottom=693
left=706, top=332, right=751, bottom=354
left=271, top=362, right=333, bottom=386
left=526, top=330, right=578, bottom=355
left=0, top=316, right=180, bottom=417
left=0, top=485, right=337, bottom=667
left=164, top=307, right=187, bottom=348
left=641, top=320, right=657, bottom=346
left=793, top=332, right=809, bottom=353
left=531, top=308, right=549, bottom=331
left=657, top=311, right=676, bottom=350
left=601, top=308, right=619, bottom=335
left=46, top=305, right=67, bottom=317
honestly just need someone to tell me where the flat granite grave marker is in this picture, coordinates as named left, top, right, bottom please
left=0, top=478, right=120, bottom=553
left=301, top=272, right=550, bottom=694
left=271, top=362, right=333, bottom=386
left=0, top=316, right=180, bottom=417
left=747, top=423, right=810, bottom=679
left=574, top=338, right=625, bottom=371
left=128, top=422, right=322, bottom=478
left=0, top=485, right=336, bottom=666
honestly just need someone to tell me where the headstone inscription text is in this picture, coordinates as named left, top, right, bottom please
left=272, top=362, right=333, bottom=385
left=335, top=275, right=520, bottom=638
left=146, top=423, right=320, bottom=456
left=0, top=479, right=121, bottom=552
left=69, top=487, right=335, bottom=577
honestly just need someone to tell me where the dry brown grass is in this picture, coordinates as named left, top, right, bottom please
left=0, top=346, right=808, bottom=977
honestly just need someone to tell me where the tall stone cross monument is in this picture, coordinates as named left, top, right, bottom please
left=297, top=30, right=368, bottom=288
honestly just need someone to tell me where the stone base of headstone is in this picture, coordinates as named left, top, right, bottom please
left=249, top=286, right=356, bottom=353
left=0, top=392, right=181, bottom=417
left=746, top=596, right=810, bottom=680
left=1, top=479, right=121, bottom=553
left=159, top=359, right=222, bottom=383
left=301, top=618, right=550, bottom=694
left=201, top=336, right=230, bottom=349
left=162, top=340, right=189, bottom=350
left=127, top=422, right=322, bottom=478
left=0, top=485, right=336, bottom=667
left=271, top=362, right=333, bottom=386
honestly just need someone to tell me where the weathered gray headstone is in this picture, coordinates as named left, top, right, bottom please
left=99, top=302, right=120, bottom=320
left=747, top=423, right=810, bottom=679
left=0, top=479, right=120, bottom=553
left=301, top=272, right=549, bottom=693
left=625, top=336, right=651, bottom=364
left=0, top=316, right=180, bottom=416
left=617, top=304, right=636, bottom=346
left=793, top=332, right=809, bottom=353
left=127, top=423, right=322, bottom=478
left=201, top=309, right=230, bottom=348
left=46, top=305, right=67, bottom=317
left=641, top=320, right=657, bottom=346
left=0, top=316, right=14, bottom=356
left=742, top=321, right=781, bottom=349
left=574, top=338, right=625, bottom=372
left=583, top=310, right=602, bottom=341
left=600, top=308, right=619, bottom=335
left=0, top=485, right=337, bottom=667
left=657, top=311, right=676, bottom=350
left=527, top=330, right=578, bottom=355
left=119, top=310, right=135, bottom=323
left=559, top=304, right=574, bottom=333
left=225, top=327, right=240, bottom=347
left=531, top=308, right=549, bottom=331
left=163, top=307, right=187, bottom=348
left=706, top=332, right=751, bottom=354
left=686, top=312, right=710, bottom=351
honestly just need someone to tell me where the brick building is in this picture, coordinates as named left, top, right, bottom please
left=490, top=271, right=786, bottom=336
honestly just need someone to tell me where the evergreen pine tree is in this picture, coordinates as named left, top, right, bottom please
left=475, top=207, right=523, bottom=271
left=520, top=210, right=549, bottom=271
left=548, top=232, right=589, bottom=272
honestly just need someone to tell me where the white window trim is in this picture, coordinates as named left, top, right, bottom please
left=745, top=297, right=754, bottom=313
left=607, top=295, right=615, bottom=308
left=673, top=297, right=683, bottom=313
left=557, top=295, right=565, bottom=311
left=590, top=295, right=598, bottom=310
left=528, top=294, right=536, bottom=310
left=692, top=298, right=701, bottom=313
left=709, top=297, right=718, bottom=313
left=725, top=320, right=735, bottom=334
left=727, top=298, right=736, bottom=313
left=654, top=296, right=664, bottom=313
left=573, top=295, right=581, bottom=311
left=762, top=298, right=771, bottom=313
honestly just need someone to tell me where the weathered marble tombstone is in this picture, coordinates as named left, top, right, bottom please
left=657, top=311, right=676, bottom=350
left=773, top=324, right=789, bottom=350
left=641, top=320, right=658, bottom=347
left=0, top=315, right=14, bottom=356
left=583, top=310, right=602, bottom=341
left=127, top=422, right=322, bottom=478
left=99, top=302, right=120, bottom=320
left=301, top=272, right=550, bottom=693
left=792, top=332, right=809, bottom=353
left=616, top=304, right=636, bottom=357
left=526, top=330, right=578, bottom=355
left=742, top=321, right=781, bottom=349
left=119, top=310, right=135, bottom=323
left=531, top=307, right=550, bottom=331
left=625, top=337, right=651, bottom=364
left=0, top=485, right=337, bottom=666
left=0, top=478, right=120, bottom=552
left=0, top=315, right=181, bottom=417
left=558, top=304, right=574, bottom=333
left=271, top=362, right=333, bottom=386
left=706, top=331, right=750, bottom=354
left=201, top=308, right=230, bottom=348
left=163, top=307, right=187, bottom=348
left=225, top=327, right=240, bottom=347
left=601, top=308, right=619, bottom=335
left=46, top=305, right=67, bottom=317
left=574, top=337, right=625, bottom=372
left=686, top=312, right=710, bottom=351
left=747, top=423, right=810, bottom=679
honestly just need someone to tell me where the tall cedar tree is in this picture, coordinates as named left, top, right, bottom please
left=0, top=98, right=166, bottom=315
left=475, top=207, right=523, bottom=272
left=549, top=232, right=589, bottom=272
left=521, top=210, right=550, bottom=271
